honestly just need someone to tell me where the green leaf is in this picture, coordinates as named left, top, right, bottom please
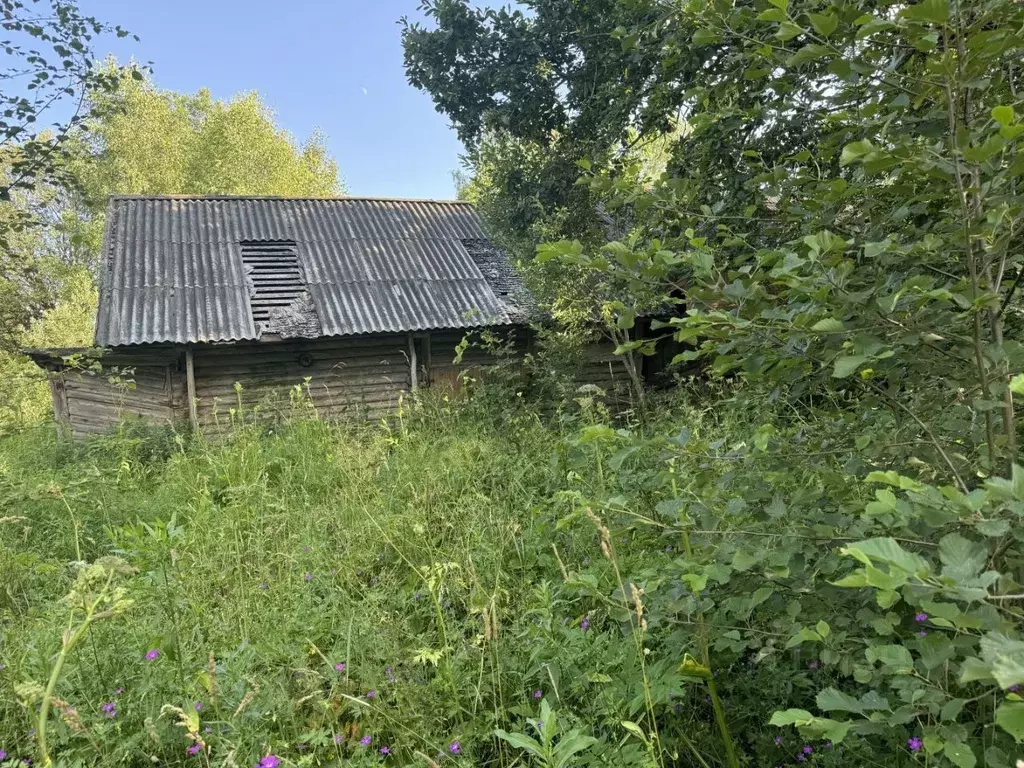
left=901, top=0, right=949, bottom=24
left=770, top=708, right=815, bottom=726
left=842, top=537, right=930, bottom=575
left=816, top=688, right=864, bottom=714
left=832, top=354, right=867, bottom=378
left=768, top=0, right=788, bottom=9
left=1009, top=374, right=1024, bottom=395
left=815, top=620, right=831, bottom=638
left=812, top=318, right=845, bottom=332
left=808, top=12, right=838, bottom=36
left=494, top=729, right=544, bottom=757
left=840, top=139, right=874, bottom=166
left=943, top=741, right=976, bottom=768
left=938, top=533, right=988, bottom=579
left=757, top=8, right=788, bottom=21
left=866, top=644, right=914, bottom=672
left=775, top=21, right=803, bottom=40
left=692, top=28, right=721, bottom=45
left=992, top=106, right=1015, bottom=127
left=995, top=702, right=1024, bottom=742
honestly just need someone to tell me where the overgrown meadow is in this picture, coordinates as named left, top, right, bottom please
left=1, top=380, right=1022, bottom=768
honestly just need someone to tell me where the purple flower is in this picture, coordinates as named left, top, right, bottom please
left=1009, top=684, right=1020, bottom=693
left=379, top=746, right=390, bottom=755
left=537, top=720, right=544, bottom=729
left=194, top=702, right=204, bottom=711
left=114, top=686, right=124, bottom=695
left=449, top=741, right=461, bottom=754
left=145, top=649, right=160, bottom=661
left=334, top=663, right=346, bottom=672
left=413, top=591, right=421, bottom=600
left=187, top=744, right=202, bottom=756
left=774, top=736, right=783, bottom=745
left=665, top=545, right=673, bottom=552
left=920, top=630, right=928, bottom=637
left=360, top=735, right=372, bottom=747
left=796, top=755, right=806, bottom=763
left=0, top=750, right=6, bottom=761
left=803, top=745, right=813, bottom=754
left=825, top=740, right=833, bottom=749
left=334, top=734, right=343, bottom=744
left=386, top=666, right=396, bottom=683
left=581, top=617, right=590, bottom=631
left=366, top=690, right=377, bottom=699
left=908, top=737, right=923, bottom=752
left=101, top=701, right=117, bottom=718
left=914, top=613, right=928, bottom=622
left=257, top=757, right=280, bottom=768
left=533, top=689, right=543, bottom=699
left=304, top=572, right=313, bottom=581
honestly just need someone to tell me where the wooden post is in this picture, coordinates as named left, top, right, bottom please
left=408, top=333, right=418, bottom=390
left=185, top=347, right=199, bottom=428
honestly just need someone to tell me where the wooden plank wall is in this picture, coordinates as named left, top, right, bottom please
left=58, top=362, right=183, bottom=437
left=191, top=336, right=411, bottom=430
left=428, top=327, right=530, bottom=391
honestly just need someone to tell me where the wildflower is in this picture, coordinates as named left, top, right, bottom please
left=803, top=745, right=813, bottom=754
left=335, top=663, right=346, bottom=672
left=920, top=630, right=928, bottom=637
left=366, top=689, right=377, bottom=699
left=114, top=686, right=124, bottom=695
left=360, top=735, right=372, bottom=747
left=774, top=736, right=783, bottom=745
left=914, top=613, right=928, bottom=622
left=379, top=746, right=390, bottom=755
left=371, top=577, right=378, bottom=585
left=145, top=649, right=160, bottom=661
left=0, top=750, right=6, bottom=761
left=1009, top=684, right=1020, bottom=693
left=257, top=756, right=280, bottom=768
left=330, top=569, right=337, bottom=576
left=413, top=591, right=421, bottom=600
left=533, top=689, right=542, bottom=699
left=303, top=545, right=311, bottom=553
left=334, top=734, right=343, bottom=744
left=101, top=701, right=117, bottom=718
left=825, top=740, right=833, bottom=749
left=807, top=660, right=819, bottom=669
left=665, top=545, right=673, bottom=552
left=908, top=737, right=923, bottom=752
left=194, top=702, right=204, bottom=711
left=581, top=617, right=590, bottom=631
left=204, top=727, right=213, bottom=734
left=583, top=557, right=590, bottom=566
left=386, top=666, right=396, bottom=683
left=187, top=744, right=202, bottom=756
left=536, top=721, right=544, bottom=729
left=796, top=755, right=806, bottom=763
left=304, top=572, right=313, bottom=581
left=449, top=741, right=461, bottom=754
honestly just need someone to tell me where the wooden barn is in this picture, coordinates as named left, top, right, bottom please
left=26, top=195, right=630, bottom=437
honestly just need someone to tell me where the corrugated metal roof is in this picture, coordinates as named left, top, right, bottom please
left=95, top=196, right=531, bottom=346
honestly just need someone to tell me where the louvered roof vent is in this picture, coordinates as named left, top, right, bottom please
left=240, top=241, right=322, bottom=337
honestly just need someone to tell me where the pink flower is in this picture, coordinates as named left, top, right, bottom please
left=334, top=663, right=346, bottom=672
left=145, top=649, right=160, bottom=661
left=187, top=744, right=202, bottom=756
left=908, top=737, right=923, bottom=752
left=257, top=756, right=280, bottom=768
left=449, top=741, right=461, bottom=754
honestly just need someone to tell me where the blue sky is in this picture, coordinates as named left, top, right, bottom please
left=80, top=1, right=477, bottom=199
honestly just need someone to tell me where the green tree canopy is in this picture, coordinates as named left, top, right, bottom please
left=77, top=69, right=343, bottom=201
